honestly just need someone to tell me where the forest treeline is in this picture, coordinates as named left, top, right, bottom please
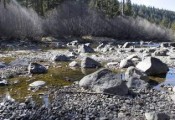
left=11, top=0, right=175, bottom=31
left=0, top=0, right=175, bottom=41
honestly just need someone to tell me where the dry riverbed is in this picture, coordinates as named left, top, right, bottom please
left=0, top=41, right=175, bottom=119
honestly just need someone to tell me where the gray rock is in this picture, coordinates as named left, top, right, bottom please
left=0, top=62, right=7, bottom=68
left=52, top=54, right=70, bottom=62
left=170, top=42, right=175, bottom=47
left=153, top=49, right=168, bottom=56
left=29, top=81, right=46, bottom=88
left=67, top=52, right=77, bottom=59
left=170, top=95, right=175, bottom=104
left=0, top=79, right=8, bottom=86
left=69, top=61, right=79, bottom=67
left=136, top=57, right=169, bottom=76
left=145, top=112, right=170, bottom=120
left=126, top=77, right=148, bottom=90
left=85, top=43, right=91, bottom=46
left=125, top=66, right=149, bottom=81
left=126, top=54, right=140, bottom=60
left=96, top=43, right=105, bottom=51
left=67, top=40, right=78, bottom=47
left=119, top=59, right=134, bottom=68
left=160, top=43, right=169, bottom=48
left=81, top=57, right=101, bottom=68
left=41, top=37, right=57, bottom=42
left=122, top=42, right=131, bottom=48
left=10, top=58, right=29, bottom=67
left=28, top=63, right=47, bottom=74
left=78, top=44, right=95, bottom=53
left=79, top=68, right=128, bottom=95
left=144, top=48, right=156, bottom=54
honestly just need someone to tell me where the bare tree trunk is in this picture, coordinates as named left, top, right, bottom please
left=122, top=0, right=125, bottom=16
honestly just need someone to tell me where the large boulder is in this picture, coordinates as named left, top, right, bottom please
left=79, top=68, right=128, bottom=95
left=78, top=44, right=95, bottom=53
left=28, top=63, right=47, bottom=74
left=52, top=54, right=70, bottom=62
left=81, top=57, right=101, bottom=68
left=119, top=59, right=134, bottom=68
left=136, top=57, right=169, bottom=76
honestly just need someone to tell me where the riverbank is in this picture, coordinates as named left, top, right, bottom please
left=0, top=40, right=175, bottom=119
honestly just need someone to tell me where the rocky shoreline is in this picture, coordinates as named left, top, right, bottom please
left=0, top=83, right=175, bottom=120
left=0, top=40, right=175, bottom=119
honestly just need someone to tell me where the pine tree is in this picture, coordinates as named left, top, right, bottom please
left=124, top=0, right=132, bottom=16
left=89, top=0, right=120, bottom=18
left=161, top=18, right=169, bottom=28
left=171, top=22, right=175, bottom=31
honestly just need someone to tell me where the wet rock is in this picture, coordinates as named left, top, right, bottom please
left=136, top=57, right=169, bottom=76
left=28, top=63, right=47, bottom=74
left=81, top=57, right=101, bottom=68
left=79, top=68, right=128, bottom=95
left=145, top=112, right=170, bottom=120
left=119, top=59, right=134, bottom=68
left=52, top=54, right=70, bottom=62
left=78, top=44, right=95, bottom=53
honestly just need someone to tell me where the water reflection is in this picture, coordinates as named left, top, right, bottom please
left=39, top=93, right=50, bottom=108
left=154, top=68, right=175, bottom=89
